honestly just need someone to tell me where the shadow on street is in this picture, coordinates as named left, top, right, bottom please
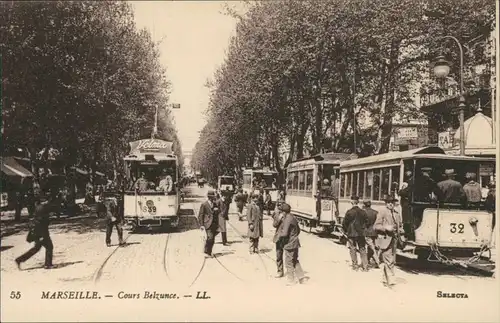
left=22, top=260, right=84, bottom=271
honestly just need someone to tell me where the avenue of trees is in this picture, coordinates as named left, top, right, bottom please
left=191, top=0, right=495, bottom=182
left=1, top=1, right=183, bottom=182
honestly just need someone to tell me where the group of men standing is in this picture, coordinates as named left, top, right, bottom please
left=343, top=195, right=403, bottom=288
left=198, top=188, right=307, bottom=285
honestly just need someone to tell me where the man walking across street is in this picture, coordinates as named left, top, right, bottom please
left=15, top=191, right=55, bottom=270
left=362, top=200, right=380, bottom=268
left=234, top=188, right=245, bottom=221
left=278, top=203, right=307, bottom=285
left=374, top=196, right=403, bottom=288
left=247, top=193, right=263, bottom=254
left=198, top=189, right=220, bottom=258
left=103, top=193, right=124, bottom=247
left=342, top=195, right=369, bottom=271
left=272, top=203, right=285, bottom=278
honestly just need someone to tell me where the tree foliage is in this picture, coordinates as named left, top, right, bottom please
left=192, top=0, right=494, bottom=181
left=1, top=1, right=183, bottom=177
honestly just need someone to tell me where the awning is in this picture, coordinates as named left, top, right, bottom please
left=95, top=171, right=105, bottom=177
left=1, top=157, right=33, bottom=178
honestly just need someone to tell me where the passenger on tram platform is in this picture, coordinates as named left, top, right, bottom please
left=415, top=167, right=441, bottom=202
left=485, top=181, right=496, bottom=229
left=437, top=169, right=466, bottom=204
left=135, top=173, right=150, bottom=191
left=463, top=172, right=482, bottom=204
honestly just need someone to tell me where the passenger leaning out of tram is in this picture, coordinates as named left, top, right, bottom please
left=462, top=172, right=482, bottom=206
left=437, top=169, right=466, bottom=204
left=158, top=169, right=174, bottom=194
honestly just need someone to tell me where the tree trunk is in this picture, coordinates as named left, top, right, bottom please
left=378, top=41, right=400, bottom=154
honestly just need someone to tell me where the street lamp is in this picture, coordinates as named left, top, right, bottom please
left=432, top=36, right=466, bottom=156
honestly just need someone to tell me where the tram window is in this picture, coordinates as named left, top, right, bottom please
left=391, top=167, right=401, bottom=198
left=298, top=171, right=305, bottom=191
left=364, top=170, right=373, bottom=200
left=306, top=170, right=313, bottom=193
left=381, top=168, right=390, bottom=198
left=345, top=173, right=352, bottom=198
left=243, top=174, right=251, bottom=186
left=340, top=174, right=346, bottom=198
left=373, top=170, right=381, bottom=200
left=359, top=171, right=365, bottom=198
left=352, top=172, right=358, bottom=197
left=292, top=172, right=299, bottom=190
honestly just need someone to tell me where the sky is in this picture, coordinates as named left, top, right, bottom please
left=132, top=1, right=243, bottom=153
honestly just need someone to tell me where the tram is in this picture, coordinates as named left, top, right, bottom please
left=285, top=153, right=353, bottom=232
left=338, top=146, right=496, bottom=259
left=242, top=167, right=280, bottom=206
left=122, top=138, right=181, bottom=230
left=218, top=175, right=235, bottom=192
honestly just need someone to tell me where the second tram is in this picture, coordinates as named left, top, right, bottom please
left=338, top=146, right=496, bottom=259
left=285, top=153, right=353, bottom=232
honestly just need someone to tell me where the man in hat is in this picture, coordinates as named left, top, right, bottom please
left=198, top=189, right=220, bottom=257
left=463, top=172, right=482, bottom=204
left=234, top=188, right=245, bottom=221
left=247, top=193, right=263, bottom=254
left=272, top=203, right=286, bottom=278
left=362, top=200, right=380, bottom=268
left=342, top=196, right=369, bottom=271
left=374, top=196, right=403, bottom=287
left=437, top=169, right=466, bottom=204
left=103, top=193, right=124, bottom=247
left=218, top=193, right=230, bottom=246
left=15, top=191, right=56, bottom=270
left=278, top=203, right=307, bottom=285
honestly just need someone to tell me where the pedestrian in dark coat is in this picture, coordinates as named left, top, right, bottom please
left=342, top=195, right=369, bottom=271
left=257, top=189, right=265, bottom=214
left=103, top=193, right=124, bottom=247
left=278, top=203, right=307, bottom=285
left=198, top=189, right=219, bottom=257
left=437, top=169, right=466, bottom=204
left=272, top=205, right=285, bottom=278
left=247, top=194, right=263, bottom=253
left=15, top=193, right=55, bottom=270
left=362, top=200, right=380, bottom=268
left=218, top=195, right=229, bottom=246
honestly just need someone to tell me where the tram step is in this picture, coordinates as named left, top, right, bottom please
left=396, top=250, right=418, bottom=259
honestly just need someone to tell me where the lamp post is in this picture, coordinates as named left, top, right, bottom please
left=432, top=36, right=466, bottom=156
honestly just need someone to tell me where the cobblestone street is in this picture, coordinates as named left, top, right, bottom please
left=1, top=185, right=498, bottom=322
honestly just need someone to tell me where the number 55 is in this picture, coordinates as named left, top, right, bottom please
left=10, top=291, right=21, bottom=299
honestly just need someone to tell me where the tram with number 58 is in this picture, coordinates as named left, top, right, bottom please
left=338, top=146, right=496, bottom=260
left=123, top=139, right=181, bottom=231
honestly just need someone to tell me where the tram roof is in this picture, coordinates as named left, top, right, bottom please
left=287, top=152, right=354, bottom=169
left=340, top=146, right=495, bottom=169
left=123, top=153, right=177, bottom=162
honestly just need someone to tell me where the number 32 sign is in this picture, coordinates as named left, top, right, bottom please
left=450, top=223, right=464, bottom=233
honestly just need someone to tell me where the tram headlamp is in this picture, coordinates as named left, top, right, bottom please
left=468, top=217, right=478, bottom=225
